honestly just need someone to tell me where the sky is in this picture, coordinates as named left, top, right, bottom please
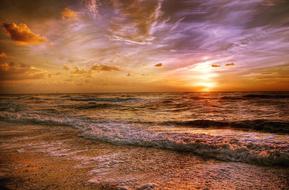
left=0, top=0, right=289, bottom=93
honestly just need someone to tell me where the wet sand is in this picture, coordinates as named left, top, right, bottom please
left=0, top=122, right=288, bottom=190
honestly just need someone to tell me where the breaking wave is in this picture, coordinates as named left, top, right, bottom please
left=1, top=92, right=289, bottom=167
left=162, top=119, right=289, bottom=134
left=1, top=111, right=288, bottom=166
left=86, top=128, right=289, bottom=166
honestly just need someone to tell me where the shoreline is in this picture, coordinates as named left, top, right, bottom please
left=0, top=122, right=101, bottom=189
left=0, top=122, right=288, bottom=190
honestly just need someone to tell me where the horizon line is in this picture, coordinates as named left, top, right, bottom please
left=1, top=90, right=289, bottom=95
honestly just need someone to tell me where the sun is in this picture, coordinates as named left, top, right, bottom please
left=190, top=58, right=219, bottom=91
left=197, top=81, right=216, bottom=92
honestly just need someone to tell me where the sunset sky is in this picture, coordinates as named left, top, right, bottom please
left=0, top=0, right=289, bottom=93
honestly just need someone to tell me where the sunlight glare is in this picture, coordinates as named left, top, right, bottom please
left=191, top=59, right=218, bottom=91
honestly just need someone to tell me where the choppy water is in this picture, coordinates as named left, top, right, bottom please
left=0, top=92, right=289, bottom=166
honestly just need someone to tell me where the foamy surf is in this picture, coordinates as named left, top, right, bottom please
left=1, top=122, right=288, bottom=190
left=1, top=111, right=289, bottom=166
left=1, top=92, right=289, bottom=166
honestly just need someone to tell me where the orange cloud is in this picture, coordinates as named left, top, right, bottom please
left=225, top=62, right=235, bottom=66
left=0, top=62, right=46, bottom=81
left=0, top=62, right=10, bottom=72
left=2, top=23, right=46, bottom=45
left=71, top=66, right=87, bottom=75
left=90, top=64, right=120, bottom=72
left=69, top=65, right=120, bottom=77
left=62, top=8, right=78, bottom=20
left=155, top=63, right=162, bottom=67
left=0, top=52, right=8, bottom=70
left=63, top=64, right=70, bottom=71
left=211, top=64, right=221, bottom=68
left=0, top=52, right=7, bottom=60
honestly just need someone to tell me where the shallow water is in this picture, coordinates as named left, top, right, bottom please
left=0, top=92, right=289, bottom=165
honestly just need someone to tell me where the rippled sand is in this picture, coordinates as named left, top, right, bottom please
left=0, top=122, right=288, bottom=190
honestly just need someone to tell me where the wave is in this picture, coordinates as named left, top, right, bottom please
left=69, top=97, right=140, bottom=102
left=89, top=135, right=289, bottom=166
left=222, top=94, right=289, bottom=100
left=85, top=123, right=289, bottom=167
left=61, top=102, right=129, bottom=110
left=0, top=112, right=78, bottom=127
left=75, top=103, right=124, bottom=110
left=34, top=108, right=63, bottom=114
left=243, top=94, right=289, bottom=99
left=162, top=119, right=289, bottom=134
left=0, top=112, right=288, bottom=166
left=0, top=102, right=27, bottom=112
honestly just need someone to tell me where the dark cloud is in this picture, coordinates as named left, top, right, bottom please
left=0, top=0, right=81, bottom=21
left=155, top=63, right=162, bottom=67
left=211, top=64, right=221, bottom=68
left=2, top=23, right=46, bottom=45
left=225, top=63, right=235, bottom=67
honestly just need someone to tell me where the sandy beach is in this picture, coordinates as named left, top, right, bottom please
left=1, top=121, right=288, bottom=190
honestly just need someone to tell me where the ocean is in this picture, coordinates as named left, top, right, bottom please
left=1, top=92, right=289, bottom=166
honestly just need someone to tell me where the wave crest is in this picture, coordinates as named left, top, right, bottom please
left=162, top=119, right=289, bottom=133
left=1, top=112, right=288, bottom=166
